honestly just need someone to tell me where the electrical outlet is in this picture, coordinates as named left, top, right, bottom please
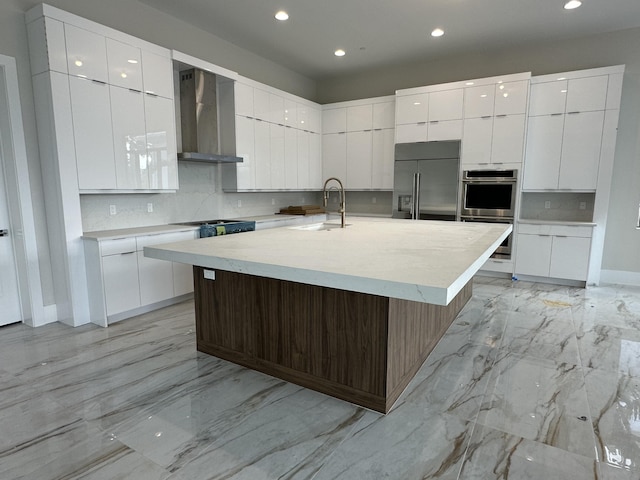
left=237, top=199, right=242, bottom=208
left=372, top=197, right=377, bottom=204
left=109, top=204, right=116, bottom=215
left=544, top=201, right=551, bottom=209
left=579, top=201, right=587, bottom=210
left=147, top=203, right=153, bottom=213
left=271, top=198, right=276, bottom=206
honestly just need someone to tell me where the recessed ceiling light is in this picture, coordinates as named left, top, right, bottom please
left=564, top=0, right=582, bottom=9
left=334, top=49, right=346, bottom=57
left=431, top=28, right=445, bottom=38
left=275, top=10, right=289, bottom=21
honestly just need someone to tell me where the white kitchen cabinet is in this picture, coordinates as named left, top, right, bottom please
left=308, top=107, right=322, bottom=134
left=64, top=23, right=108, bottom=82
left=558, top=111, right=604, bottom=190
left=235, top=82, right=254, bottom=118
left=494, top=80, right=528, bottom=115
left=270, top=123, right=286, bottom=189
left=373, top=101, right=395, bottom=129
left=253, top=88, right=271, bottom=121
left=428, top=120, right=463, bottom=141
left=395, top=122, right=428, bottom=143
left=284, top=126, right=298, bottom=189
left=254, top=119, right=271, bottom=189
left=346, top=130, right=373, bottom=189
left=396, top=93, right=429, bottom=124
left=297, top=130, right=311, bottom=189
left=269, top=93, right=285, bottom=125
left=141, top=50, right=173, bottom=99
left=284, top=99, right=297, bottom=127
left=464, top=84, right=495, bottom=118
left=322, top=133, right=347, bottom=181
left=347, top=104, right=373, bottom=132
left=144, top=93, right=178, bottom=190
left=323, top=107, right=347, bottom=133
left=297, top=104, right=310, bottom=131
left=231, top=115, right=256, bottom=190
left=372, top=128, right=394, bottom=189
left=137, top=250, right=174, bottom=305
left=26, top=16, right=68, bottom=75
left=309, top=132, right=323, bottom=189
left=461, top=117, right=493, bottom=166
left=106, top=38, right=142, bottom=90
left=69, top=75, right=116, bottom=190
left=515, top=224, right=593, bottom=281
left=522, top=114, right=564, bottom=190
left=110, top=86, right=148, bottom=189
left=528, top=81, right=567, bottom=116
left=429, top=89, right=463, bottom=121
left=490, top=114, right=526, bottom=165
left=100, top=238, right=140, bottom=317
left=565, top=75, right=608, bottom=113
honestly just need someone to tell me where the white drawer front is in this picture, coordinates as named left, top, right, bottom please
left=100, top=237, right=137, bottom=256
left=136, top=230, right=197, bottom=250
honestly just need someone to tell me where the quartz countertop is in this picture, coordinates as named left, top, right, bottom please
left=83, top=224, right=199, bottom=241
left=144, top=217, right=511, bottom=306
left=518, top=219, right=597, bottom=227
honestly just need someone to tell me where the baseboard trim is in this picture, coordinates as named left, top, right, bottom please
left=600, top=269, right=640, bottom=287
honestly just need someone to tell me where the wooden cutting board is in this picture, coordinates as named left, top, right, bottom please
left=279, top=205, right=326, bottom=215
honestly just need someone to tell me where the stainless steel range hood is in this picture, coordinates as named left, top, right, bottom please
left=177, top=68, right=243, bottom=163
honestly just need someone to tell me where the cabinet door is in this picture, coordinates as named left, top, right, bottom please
left=254, top=119, right=271, bottom=189
left=235, top=115, right=255, bottom=189
left=515, top=234, right=552, bottom=277
left=173, top=263, right=194, bottom=296
left=372, top=128, right=394, bottom=189
left=494, top=80, right=528, bottom=116
left=253, top=88, right=270, bottom=121
left=137, top=251, right=174, bottom=305
left=395, top=123, right=428, bottom=143
left=309, top=132, right=323, bottom=189
left=102, top=252, right=140, bottom=316
left=64, top=24, right=108, bottom=82
left=284, top=126, right=298, bottom=189
left=464, top=85, right=494, bottom=118
left=396, top=93, right=429, bottom=124
left=346, top=130, right=372, bottom=189
left=491, top=114, right=525, bottom=165
left=322, top=107, right=347, bottom=133
left=297, top=130, right=311, bottom=189
left=106, top=38, right=143, bottom=90
left=284, top=99, right=297, bottom=127
left=528, top=81, right=567, bottom=116
left=429, top=89, right=463, bottom=121
left=110, top=86, right=149, bottom=189
left=461, top=117, right=493, bottom=166
left=566, top=75, right=608, bottom=113
left=235, top=82, right=254, bottom=117
left=428, top=120, right=462, bottom=141
left=270, top=123, right=285, bottom=189
left=308, top=106, right=322, bottom=134
left=69, top=76, right=116, bottom=189
left=558, top=111, right=604, bottom=190
left=141, top=50, right=173, bottom=99
left=145, top=94, right=178, bottom=189
left=523, top=115, right=564, bottom=190
left=322, top=133, right=347, bottom=181
left=297, top=104, right=310, bottom=131
left=372, top=101, right=395, bottom=129
left=550, top=236, right=591, bottom=281
left=269, top=93, right=285, bottom=125
left=347, top=104, right=373, bottom=132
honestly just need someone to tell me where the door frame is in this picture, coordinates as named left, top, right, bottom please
left=0, top=54, right=45, bottom=326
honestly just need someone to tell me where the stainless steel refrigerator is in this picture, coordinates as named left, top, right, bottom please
left=392, top=141, right=460, bottom=221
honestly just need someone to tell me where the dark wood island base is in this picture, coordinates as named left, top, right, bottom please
left=193, top=267, right=472, bottom=413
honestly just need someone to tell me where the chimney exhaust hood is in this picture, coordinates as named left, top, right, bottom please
left=177, top=68, right=243, bottom=164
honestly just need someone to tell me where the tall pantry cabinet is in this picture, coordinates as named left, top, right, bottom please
left=26, top=4, right=179, bottom=326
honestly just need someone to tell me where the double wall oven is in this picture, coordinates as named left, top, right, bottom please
left=460, top=169, right=517, bottom=259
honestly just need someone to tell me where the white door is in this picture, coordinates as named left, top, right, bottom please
left=0, top=151, right=22, bottom=326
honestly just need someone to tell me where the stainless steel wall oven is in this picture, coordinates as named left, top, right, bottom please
left=461, top=169, right=517, bottom=259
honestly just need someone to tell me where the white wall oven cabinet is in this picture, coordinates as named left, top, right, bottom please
left=322, top=96, right=395, bottom=190
left=84, top=229, right=196, bottom=326
left=515, top=223, right=593, bottom=282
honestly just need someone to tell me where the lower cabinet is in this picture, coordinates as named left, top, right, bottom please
left=85, top=229, right=196, bottom=325
left=514, top=223, right=593, bottom=281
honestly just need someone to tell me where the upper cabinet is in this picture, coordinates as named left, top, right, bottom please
left=493, top=80, right=528, bottom=115
left=27, top=4, right=178, bottom=193
left=464, top=85, right=495, bottom=118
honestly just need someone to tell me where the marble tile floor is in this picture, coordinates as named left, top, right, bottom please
left=2, top=277, right=640, bottom=479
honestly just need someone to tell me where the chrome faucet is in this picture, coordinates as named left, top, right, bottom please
left=322, top=177, right=346, bottom=228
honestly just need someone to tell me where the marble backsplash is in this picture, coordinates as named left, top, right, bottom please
left=519, top=192, right=595, bottom=222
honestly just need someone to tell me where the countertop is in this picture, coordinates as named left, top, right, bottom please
left=83, top=224, right=199, bottom=241
left=518, top=219, right=597, bottom=227
left=144, top=217, right=511, bottom=306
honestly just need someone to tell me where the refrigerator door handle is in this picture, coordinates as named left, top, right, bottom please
left=411, top=173, right=421, bottom=220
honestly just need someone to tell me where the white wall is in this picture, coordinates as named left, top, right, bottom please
left=316, top=27, right=640, bottom=278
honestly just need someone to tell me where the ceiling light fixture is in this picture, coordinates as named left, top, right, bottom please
left=431, top=28, right=445, bottom=38
left=564, top=0, right=582, bottom=9
left=334, top=49, right=346, bottom=57
left=275, top=10, right=289, bottom=21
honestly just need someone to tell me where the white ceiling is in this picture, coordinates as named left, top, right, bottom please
left=138, top=0, right=640, bottom=80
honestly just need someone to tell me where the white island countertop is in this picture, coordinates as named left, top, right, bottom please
left=144, top=217, right=511, bottom=306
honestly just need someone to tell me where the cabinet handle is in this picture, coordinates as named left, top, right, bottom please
left=481, top=115, right=492, bottom=119
left=538, top=234, right=551, bottom=237
left=478, top=162, right=490, bottom=165
left=430, top=120, right=439, bottom=124
left=555, top=235, right=568, bottom=238
left=550, top=113, right=563, bottom=116
left=493, top=162, right=504, bottom=165
left=91, top=80, right=107, bottom=85
left=129, top=88, right=142, bottom=94
left=120, top=251, right=136, bottom=255
left=417, top=122, right=427, bottom=125
left=495, top=114, right=507, bottom=118
left=567, top=111, right=581, bottom=114
left=637, top=204, right=640, bottom=229
left=145, top=92, right=159, bottom=97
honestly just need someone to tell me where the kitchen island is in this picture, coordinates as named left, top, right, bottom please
left=145, top=218, right=511, bottom=413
